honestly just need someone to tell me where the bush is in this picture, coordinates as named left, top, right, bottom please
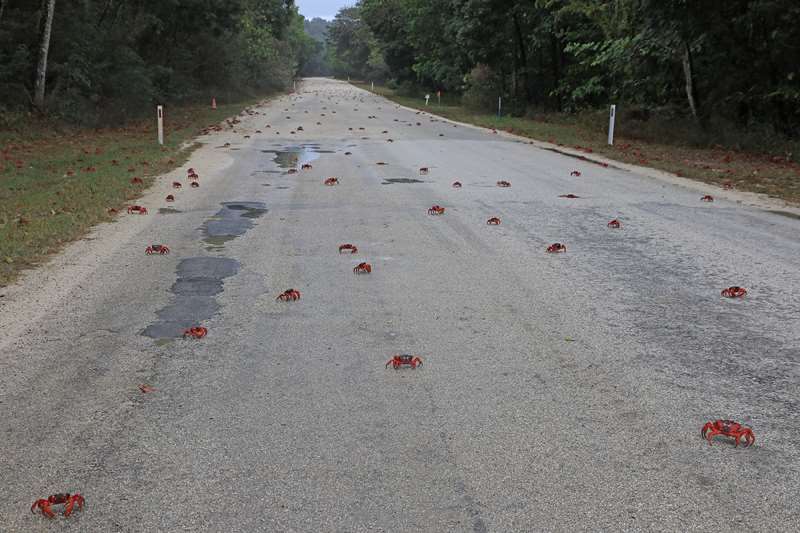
left=462, top=64, right=500, bottom=113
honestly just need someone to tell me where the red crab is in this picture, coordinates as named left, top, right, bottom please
left=419, top=167, right=429, bottom=175
left=570, top=171, right=582, bottom=177
left=701, top=195, right=714, bottom=202
left=353, top=262, right=372, bottom=274
left=607, top=219, right=621, bottom=229
left=487, top=217, right=501, bottom=225
left=190, top=182, right=200, bottom=188
left=702, top=419, right=755, bottom=447
left=183, top=326, right=208, bottom=339
left=287, top=168, right=298, bottom=174
left=166, top=194, right=175, bottom=202
left=452, top=181, right=462, bottom=188
left=172, top=181, right=182, bottom=188
left=547, top=243, right=567, bottom=253
left=301, top=163, right=313, bottom=170
left=131, top=177, right=144, bottom=185
left=559, top=194, right=580, bottom=199
left=376, top=161, right=386, bottom=165
left=338, top=244, right=358, bottom=254
left=385, top=354, right=423, bottom=370
left=722, top=181, right=734, bottom=190
left=138, top=384, right=156, bottom=394
left=31, top=493, right=85, bottom=518
left=428, top=205, right=445, bottom=215
left=496, top=180, right=511, bottom=187
left=721, top=286, right=747, bottom=298
left=127, top=205, right=148, bottom=215
left=276, top=288, right=301, bottom=301
left=145, top=244, right=170, bottom=255
left=324, top=177, right=339, bottom=186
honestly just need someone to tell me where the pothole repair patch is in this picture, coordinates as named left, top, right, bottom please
left=142, top=257, right=240, bottom=339
left=202, top=202, right=268, bottom=245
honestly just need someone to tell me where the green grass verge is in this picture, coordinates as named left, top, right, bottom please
left=0, top=97, right=269, bottom=287
left=354, top=82, right=800, bottom=207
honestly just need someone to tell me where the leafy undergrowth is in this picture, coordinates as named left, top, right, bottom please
left=356, top=83, right=800, bottom=207
left=0, top=98, right=267, bottom=287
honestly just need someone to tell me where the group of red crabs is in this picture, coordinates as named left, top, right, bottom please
left=31, top=99, right=757, bottom=521
left=412, top=155, right=753, bottom=449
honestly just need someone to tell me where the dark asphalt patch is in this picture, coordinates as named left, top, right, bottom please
left=158, top=208, right=183, bottom=215
left=142, top=257, right=240, bottom=339
left=202, top=202, right=268, bottom=246
left=382, top=178, right=426, bottom=185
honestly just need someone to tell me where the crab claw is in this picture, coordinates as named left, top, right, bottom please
left=63, top=494, right=85, bottom=517
left=31, top=500, right=55, bottom=518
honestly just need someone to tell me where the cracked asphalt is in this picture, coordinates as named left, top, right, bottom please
left=1, top=78, right=798, bottom=532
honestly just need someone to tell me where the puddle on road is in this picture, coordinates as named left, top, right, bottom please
left=382, top=178, right=425, bottom=185
left=202, top=202, right=268, bottom=246
left=142, top=257, right=240, bottom=339
left=260, top=144, right=331, bottom=169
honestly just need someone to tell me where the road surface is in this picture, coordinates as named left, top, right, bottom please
left=1, top=77, right=799, bottom=532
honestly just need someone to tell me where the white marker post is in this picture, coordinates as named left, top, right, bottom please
left=371, top=81, right=374, bottom=91
left=497, top=96, right=502, bottom=117
left=608, top=105, right=616, bottom=145
left=425, top=94, right=430, bottom=106
left=157, top=105, right=164, bottom=145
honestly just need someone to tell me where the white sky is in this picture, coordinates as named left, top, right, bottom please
left=295, top=0, right=353, bottom=20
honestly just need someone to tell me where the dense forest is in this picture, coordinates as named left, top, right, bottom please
left=0, top=0, right=315, bottom=125
left=326, top=0, right=800, bottom=139
left=302, top=17, right=332, bottom=76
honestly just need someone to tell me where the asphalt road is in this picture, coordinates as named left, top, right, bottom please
left=1, top=77, right=799, bottom=532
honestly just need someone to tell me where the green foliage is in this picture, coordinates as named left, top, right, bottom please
left=0, top=0, right=313, bottom=125
left=330, top=0, right=800, bottom=140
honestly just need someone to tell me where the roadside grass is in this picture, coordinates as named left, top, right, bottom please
left=0, top=98, right=266, bottom=287
left=355, top=82, right=800, bottom=206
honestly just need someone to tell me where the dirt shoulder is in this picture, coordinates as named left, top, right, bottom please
left=0, top=97, right=272, bottom=287
left=354, top=83, right=800, bottom=211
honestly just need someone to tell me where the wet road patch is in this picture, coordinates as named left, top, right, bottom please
left=382, top=178, right=426, bottom=185
left=202, top=202, right=267, bottom=246
left=142, top=257, right=240, bottom=339
left=260, top=144, right=329, bottom=169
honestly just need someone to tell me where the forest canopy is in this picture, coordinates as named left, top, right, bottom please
left=325, top=0, right=800, bottom=138
left=0, top=0, right=315, bottom=125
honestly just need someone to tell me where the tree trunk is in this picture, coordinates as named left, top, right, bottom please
left=0, top=0, right=8, bottom=26
left=512, top=11, right=532, bottom=104
left=33, top=0, right=56, bottom=111
left=682, top=40, right=702, bottom=127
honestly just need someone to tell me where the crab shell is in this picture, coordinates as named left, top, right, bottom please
left=487, top=218, right=501, bottom=225
left=183, top=326, right=208, bottom=339
left=145, top=245, right=170, bottom=255
left=353, top=262, right=372, bottom=274
left=721, top=286, right=747, bottom=298
left=547, top=243, right=566, bottom=253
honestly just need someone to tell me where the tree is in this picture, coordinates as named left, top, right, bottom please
left=33, top=0, right=55, bottom=110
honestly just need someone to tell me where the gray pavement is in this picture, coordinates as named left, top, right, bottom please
left=1, top=77, right=798, bottom=532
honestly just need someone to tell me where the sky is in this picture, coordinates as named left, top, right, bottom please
left=295, top=0, right=352, bottom=20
